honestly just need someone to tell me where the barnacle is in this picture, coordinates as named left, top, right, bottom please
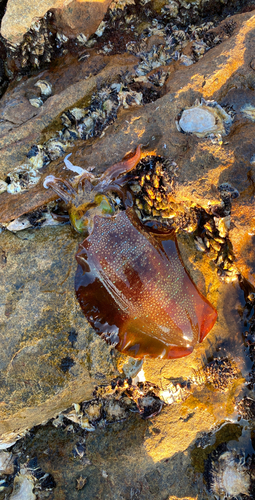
left=6, top=164, right=41, bottom=194
left=29, top=97, right=43, bottom=108
left=210, top=451, right=251, bottom=499
left=241, top=104, right=255, bottom=121
left=34, top=79, right=52, bottom=97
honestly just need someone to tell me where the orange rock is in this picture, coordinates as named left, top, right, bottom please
left=230, top=197, right=255, bottom=287
left=1, top=0, right=112, bottom=46
left=53, top=0, right=113, bottom=40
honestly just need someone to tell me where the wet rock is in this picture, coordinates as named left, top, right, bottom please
left=1, top=0, right=64, bottom=46
left=0, top=50, right=137, bottom=186
left=229, top=198, right=255, bottom=286
left=0, top=11, right=254, bottom=221
left=0, top=225, right=119, bottom=446
left=0, top=5, right=255, bottom=464
left=53, top=0, right=113, bottom=41
left=1, top=0, right=112, bottom=47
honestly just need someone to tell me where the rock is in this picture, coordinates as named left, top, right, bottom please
left=52, top=0, right=113, bottom=40
left=0, top=11, right=255, bottom=288
left=1, top=0, right=67, bottom=46
left=0, top=225, right=119, bottom=446
left=0, top=4, right=255, bottom=454
left=0, top=11, right=254, bottom=217
left=1, top=339, right=248, bottom=499
left=229, top=198, right=255, bottom=286
left=1, top=0, right=112, bottom=47
left=0, top=50, right=137, bottom=180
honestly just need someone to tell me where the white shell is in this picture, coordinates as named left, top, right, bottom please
left=0, top=451, right=14, bottom=475
left=29, top=97, right=43, bottom=108
left=6, top=212, right=63, bottom=232
left=34, top=79, right=52, bottom=97
left=177, top=100, right=232, bottom=138
left=76, top=33, right=88, bottom=44
left=179, top=107, right=216, bottom=134
left=95, top=21, right=106, bottom=37
left=9, top=474, right=36, bottom=500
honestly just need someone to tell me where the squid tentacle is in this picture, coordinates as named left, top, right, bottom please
left=94, top=145, right=141, bottom=193
left=43, top=175, right=77, bottom=205
left=64, top=153, right=95, bottom=180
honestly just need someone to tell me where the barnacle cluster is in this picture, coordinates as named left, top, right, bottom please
left=0, top=454, right=55, bottom=499
left=203, top=357, right=239, bottom=392
left=2, top=0, right=231, bottom=196
left=129, top=155, right=179, bottom=221
left=51, top=377, right=164, bottom=431
left=194, top=182, right=240, bottom=283
left=236, top=397, right=255, bottom=421
left=7, top=11, right=69, bottom=74
left=209, top=451, right=251, bottom=499
left=126, top=21, right=217, bottom=81
left=6, top=163, right=42, bottom=194
left=60, top=83, right=142, bottom=143
left=5, top=145, right=47, bottom=194
left=195, top=216, right=239, bottom=284
left=127, top=154, right=240, bottom=283
left=4, top=83, right=143, bottom=195
left=128, top=155, right=202, bottom=233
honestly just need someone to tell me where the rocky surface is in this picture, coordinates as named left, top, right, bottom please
left=0, top=9, right=255, bottom=285
left=0, top=224, right=121, bottom=447
left=1, top=0, right=250, bottom=48
left=0, top=1, right=255, bottom=499
left=1, top=0, right=113, bottom=46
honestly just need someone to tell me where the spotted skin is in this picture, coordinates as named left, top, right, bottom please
left=44, top=146, right=217, bottom=359
left=75, top=209, right=217, bottom=359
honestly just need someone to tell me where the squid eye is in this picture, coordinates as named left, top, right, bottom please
left=94, top=194, right=114, bottom=215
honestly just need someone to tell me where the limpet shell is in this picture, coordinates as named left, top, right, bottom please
left=177, top=99, right=232, bottom=138
left=179, top=107, right=216, bottom=135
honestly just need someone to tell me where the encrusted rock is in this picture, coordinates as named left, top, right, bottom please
left=1, top=0, right=113, bottom=47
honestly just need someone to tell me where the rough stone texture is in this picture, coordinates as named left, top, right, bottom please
left=9, top=401, right=246, bottom=499
left=1, top=11, right=255, bottom=286
left=0, top=224, right=119, bottom=446
left=0, top=7, right=255, bottom=497
left=1, top=0, right=112, bottom=46
left=0, top=51, right=137, bottom=182
left=52, top=0, right=113, bottom=40
left=0, top=2, right=255, bottom=457
left=229, top=198, right=255, bottom=287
